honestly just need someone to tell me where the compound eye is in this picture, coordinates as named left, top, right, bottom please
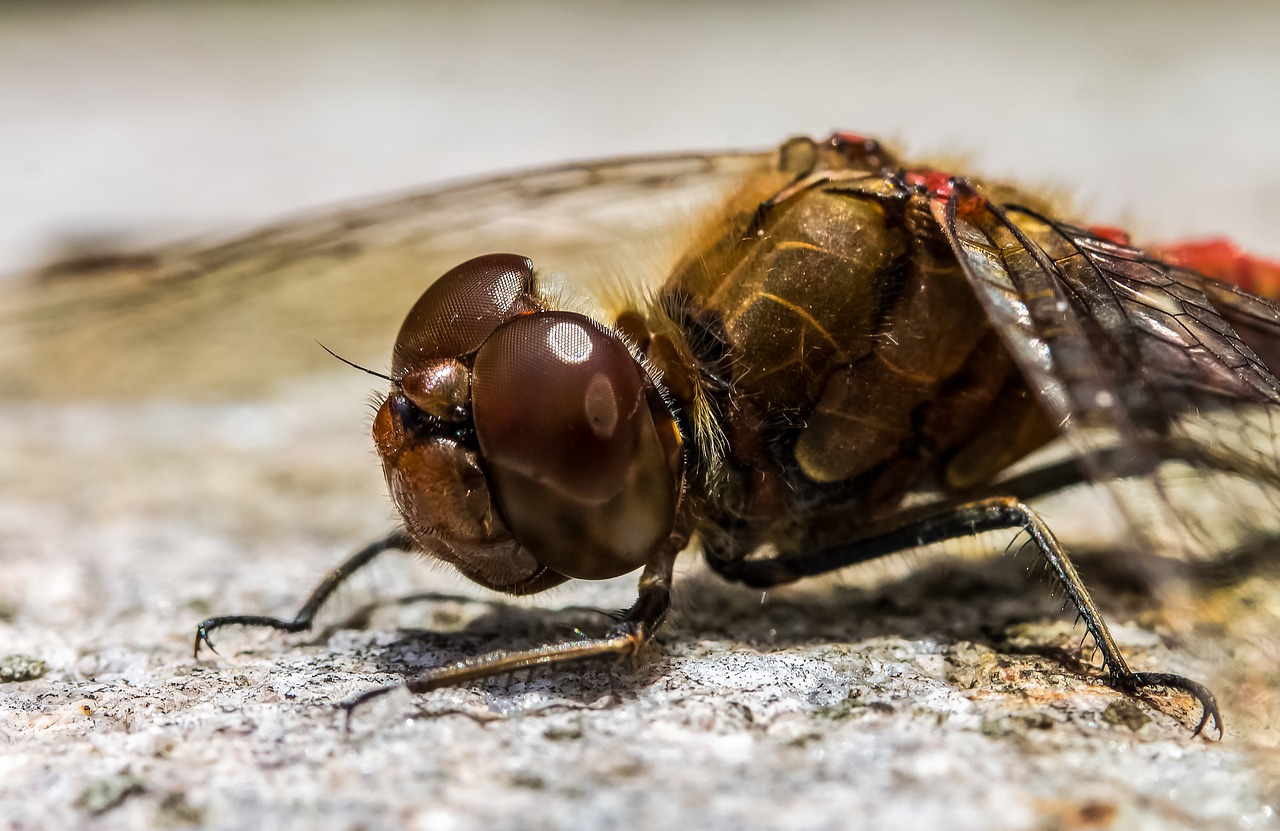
left=391, top=253, right=539, bottom=373
left=471, top=312, right=681, bottom=580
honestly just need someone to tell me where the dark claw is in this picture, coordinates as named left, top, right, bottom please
left=193, top=623, right=220, bottom=658
left=339, top=684, right=401, bottom=732
left=190, top=615, right=311, bottom=659
left=1126, top=671, right=1223, bottom=739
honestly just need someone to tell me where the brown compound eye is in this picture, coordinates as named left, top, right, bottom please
left=391, top=253, right=540, bottom=374
left=471, top=312, right=683, bottom=580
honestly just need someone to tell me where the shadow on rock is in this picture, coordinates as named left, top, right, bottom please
left=348, top=543, right=1203, bottom=700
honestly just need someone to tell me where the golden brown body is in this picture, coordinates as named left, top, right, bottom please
left=643, top=142, right=1055, bottom=567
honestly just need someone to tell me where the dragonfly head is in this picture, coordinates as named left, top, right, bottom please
left=373, top=254, right=683, bottom=593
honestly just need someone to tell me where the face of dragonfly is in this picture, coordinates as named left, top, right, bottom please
left=369, top=253, right=682, bottom=593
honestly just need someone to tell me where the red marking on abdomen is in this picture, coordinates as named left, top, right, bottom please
left=1086, top=225, right=1132, bottom=246
left=829, top=131, right=871, bottom=147
left=903, top=169, right=956, bottom=199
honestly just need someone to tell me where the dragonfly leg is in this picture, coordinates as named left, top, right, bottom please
left=719, top=495, right=1221, bottom=738
left=193, top=529, right=414, bottom=658
left=340, top=550, right=678, bottom=723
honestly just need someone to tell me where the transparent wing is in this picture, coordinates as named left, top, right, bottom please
left=934, top=187, right=1280, bottom=560
left=0, top=149, right=773, bottom=400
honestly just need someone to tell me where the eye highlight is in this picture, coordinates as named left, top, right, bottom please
left=547, top=320, right=594, bottom=364
left=584, top=372, right=620, bottom=438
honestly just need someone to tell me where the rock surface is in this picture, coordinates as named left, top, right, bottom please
left=2, top=377, right=1277, bottom=831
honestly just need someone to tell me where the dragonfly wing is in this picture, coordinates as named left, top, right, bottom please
left=0, top=150, right=772, bottom=400
left=933, top=186, right=1280, bottom=564
left=1197, top=275, right=1280, bottom=377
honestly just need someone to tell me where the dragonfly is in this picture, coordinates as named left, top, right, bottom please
left=5, top=133, right=1278, bottom=737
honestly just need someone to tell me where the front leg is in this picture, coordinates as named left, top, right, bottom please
left=341, top=542, right=682, bottom=720
left=194, top=529, right=414, bottom=657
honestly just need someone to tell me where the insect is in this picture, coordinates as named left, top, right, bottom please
left=8, top=133, right=1278, bottom=736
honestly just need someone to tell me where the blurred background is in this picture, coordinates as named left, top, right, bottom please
left=5, top=4, right=1280, bottom=827
left=3, top=0, right=1279, bottom=276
